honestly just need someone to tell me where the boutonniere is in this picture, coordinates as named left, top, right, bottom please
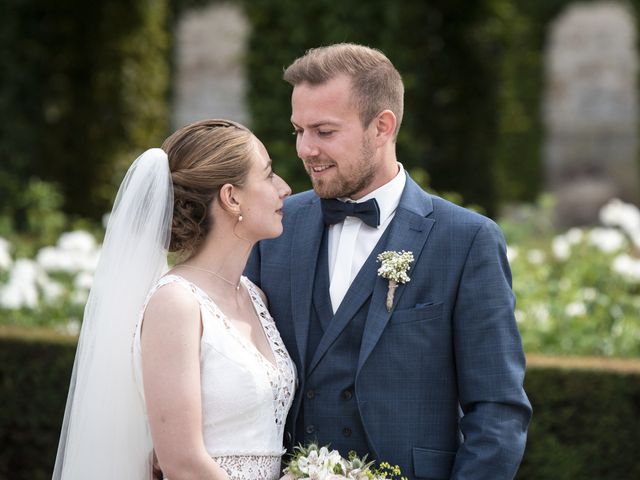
left=377, top=250, right=414, bottom=312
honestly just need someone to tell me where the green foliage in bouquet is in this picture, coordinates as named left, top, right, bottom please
left=284, top=443, right=406, bottom=480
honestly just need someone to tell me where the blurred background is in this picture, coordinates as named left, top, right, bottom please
left=1, top=0, right=639, bottom=478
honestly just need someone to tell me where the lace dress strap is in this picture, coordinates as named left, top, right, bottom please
left=242, top=278, right=296, bottom=435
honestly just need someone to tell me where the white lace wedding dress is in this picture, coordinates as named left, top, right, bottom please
left=133, top=274, right=296, bottom=480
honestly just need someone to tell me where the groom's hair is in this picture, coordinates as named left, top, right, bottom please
left=283, top=43, right=404, bottom=138
left=162, top=119, right=254, bottom=258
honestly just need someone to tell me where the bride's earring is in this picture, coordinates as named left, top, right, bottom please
left=233, top=210, right=250, bottom=243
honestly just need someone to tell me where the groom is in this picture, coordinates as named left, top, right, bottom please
left=245, top=43, right=531, bottom=480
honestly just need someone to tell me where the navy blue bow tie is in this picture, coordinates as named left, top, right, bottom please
left=321, top=198, right=381, bottom=227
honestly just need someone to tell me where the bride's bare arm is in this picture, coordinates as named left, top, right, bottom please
left=141, top=284, right=230, bottom=480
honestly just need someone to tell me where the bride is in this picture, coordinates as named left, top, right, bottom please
left=52, top=119, right=295, bottom=479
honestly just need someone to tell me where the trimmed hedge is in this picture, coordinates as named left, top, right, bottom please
left=520, top=356, right=640, bottom=479
left=242, top=0, right=502, bottom=214
left=491, top=0, right=640, bottom=206
left=4, top=0, right=640, bottom=222
left=1, top=329, right=639, bottom=479
left=242, top=0, right=640, bottom=214
left=0, top=328, right=76, bottom=480
left=0, top=0, right=171, bottom=221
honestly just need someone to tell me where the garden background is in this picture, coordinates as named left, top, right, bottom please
left=1, top=0, right=640, bottom=478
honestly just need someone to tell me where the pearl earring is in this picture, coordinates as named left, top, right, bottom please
left=238, top=214, right=243, bottom=222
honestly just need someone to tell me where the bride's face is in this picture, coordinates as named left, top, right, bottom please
left=235, top=137, right=291, bottom=241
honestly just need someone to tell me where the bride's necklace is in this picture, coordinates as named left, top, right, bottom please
left=180, top=264, right=241, bottom=291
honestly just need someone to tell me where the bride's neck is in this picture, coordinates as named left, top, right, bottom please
left=184, top=228, right=253, bottom=279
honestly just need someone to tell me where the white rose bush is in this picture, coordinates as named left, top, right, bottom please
left=509, top=198, right=640, bottom=357
left=1, top=198, right=640, bottom=356
left=0, top=229, right=100, bottom=334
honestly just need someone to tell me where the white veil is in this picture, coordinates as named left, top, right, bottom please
left=52, top=148, right=173, bottom=479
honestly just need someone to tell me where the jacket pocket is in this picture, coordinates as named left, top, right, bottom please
left=413, top=446, right=456, bottom=479
left=390, top=302, right=443, bottom=325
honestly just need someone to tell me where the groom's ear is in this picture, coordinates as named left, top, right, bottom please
left=372, top=109, right=397, bottom=146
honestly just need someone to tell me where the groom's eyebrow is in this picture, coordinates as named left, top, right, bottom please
left=291, top=120, right=339, bottom=129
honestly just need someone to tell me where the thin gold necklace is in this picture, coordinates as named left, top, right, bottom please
left=179, top=264, right=241, bottom=291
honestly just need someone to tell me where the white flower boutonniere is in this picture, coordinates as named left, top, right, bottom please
left=377, top=250, right=414, bottom=312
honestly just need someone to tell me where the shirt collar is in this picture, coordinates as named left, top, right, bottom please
left=340, top=163, right=406, bottom=227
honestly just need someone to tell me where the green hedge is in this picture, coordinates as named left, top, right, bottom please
left=4, top=0, right=640, bottom=222
left=242, top=0, right=640, bottom=214
left=0, top=0, right=171, bottom=222
left=2, top=329, right=640, bottom=479
left=242, top=0, right=502, bottom=214
left=519, top=356, right=640, bottom=479
left=0, top=328, right=76, bottom=480
left=491, top=0, right=640, bottom=206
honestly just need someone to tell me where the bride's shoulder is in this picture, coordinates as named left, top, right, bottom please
left=144, top=277, right=200, bottom=321
left=139, top=278, right=202, bottom=358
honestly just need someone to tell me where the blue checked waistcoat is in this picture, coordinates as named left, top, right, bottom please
left=297, top=228, right=382, bottom=455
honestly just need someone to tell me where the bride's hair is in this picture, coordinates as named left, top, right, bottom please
left=162, top=119, right=255, bottom=258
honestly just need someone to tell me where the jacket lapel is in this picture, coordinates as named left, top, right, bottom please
left=357, top=178, right=435, bottom=372
left=290, top=197, right=325, bottom=378
left=307, top=176, right=435, bottom=374
left=306, top=224, right=392, bottom=374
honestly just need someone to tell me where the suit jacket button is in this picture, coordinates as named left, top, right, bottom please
left=285, top=431, right=292, bottom=445
left=342, top=427, right=352, bottom=437
left=306, top=425, right=315, bottom=434
left=341, top=389, right=353, bottom=400
left=306, top=389, right=315, bottom=399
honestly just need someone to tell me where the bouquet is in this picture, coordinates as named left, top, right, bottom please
left=283, top=443, right=406, bottom=480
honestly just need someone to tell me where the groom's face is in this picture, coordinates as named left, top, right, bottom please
left=291, top=75, right=382, bottom=200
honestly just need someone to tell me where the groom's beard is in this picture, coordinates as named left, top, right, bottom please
left=152, top=451, right=163, bottom=480
left=308, top=136, right=376, bottom=199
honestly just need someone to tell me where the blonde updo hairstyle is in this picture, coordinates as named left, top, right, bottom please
left=161, top=119, right=255, bottom=259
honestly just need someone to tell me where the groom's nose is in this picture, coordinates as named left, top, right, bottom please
left=296, top=133, right=320, bottom=160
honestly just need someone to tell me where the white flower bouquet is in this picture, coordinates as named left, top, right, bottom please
left=283, top=443, right=405, bottom=480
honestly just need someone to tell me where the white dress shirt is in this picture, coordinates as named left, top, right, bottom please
left=328, top=163, right=406, bottom=312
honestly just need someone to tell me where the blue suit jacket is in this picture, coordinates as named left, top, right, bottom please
left=245, top=175, right=532, bottom=480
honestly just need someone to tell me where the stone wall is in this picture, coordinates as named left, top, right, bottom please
left=544, top=1, right=640, bottom=226
left=172, top=2, right=249, bottom=129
